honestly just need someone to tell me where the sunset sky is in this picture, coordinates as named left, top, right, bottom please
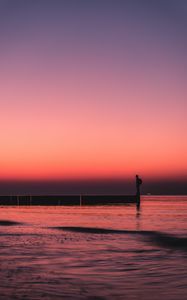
left=0, top=0, right=186, bottom=193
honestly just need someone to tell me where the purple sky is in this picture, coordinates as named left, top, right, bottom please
left=0, top=0, right=186, bottom=194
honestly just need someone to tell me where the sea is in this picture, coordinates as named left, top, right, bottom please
left=0, top=196, right=187, bottom=300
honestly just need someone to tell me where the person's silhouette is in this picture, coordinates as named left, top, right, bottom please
left=136, top=175, right=142, bottom=207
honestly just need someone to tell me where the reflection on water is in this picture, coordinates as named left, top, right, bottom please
left=0, top=196, right=187, bottom=300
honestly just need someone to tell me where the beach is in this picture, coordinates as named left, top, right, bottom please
left=0, top=196, right=187, bottom=300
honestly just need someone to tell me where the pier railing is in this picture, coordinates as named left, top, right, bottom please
left=0, top=194, right=139, bottom=206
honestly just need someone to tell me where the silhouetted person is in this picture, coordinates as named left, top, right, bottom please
left=136, top=175, right=142, bottom=208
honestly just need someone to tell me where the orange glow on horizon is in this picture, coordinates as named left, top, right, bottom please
left=0, top=1, right=186, bottom=183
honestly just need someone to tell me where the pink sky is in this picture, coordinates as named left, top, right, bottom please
left=0, top=1, right=186, bottom=181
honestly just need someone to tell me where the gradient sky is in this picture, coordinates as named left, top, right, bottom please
left=0, top=0, right=187, bottom=191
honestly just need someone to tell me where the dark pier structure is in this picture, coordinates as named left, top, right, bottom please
left=0, top=176, right=142, bottom=206
left=0, top=194, right=138, bottom=206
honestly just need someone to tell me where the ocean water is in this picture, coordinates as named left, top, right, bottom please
left=0, top=196, right=187, bottom=300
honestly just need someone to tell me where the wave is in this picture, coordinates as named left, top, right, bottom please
left=0, top=220, right=22, bottom=226
left=54, top=226, right=129, bottom=234
left=144, top=231, right=187, bottom=250
left=53, top=226, right=187, bottom=250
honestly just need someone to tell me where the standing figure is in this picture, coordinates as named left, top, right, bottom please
left=136, top=175, right=142, bottom=207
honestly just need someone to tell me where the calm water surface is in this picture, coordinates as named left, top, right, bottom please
left=0, top=196, right=187, bottom=300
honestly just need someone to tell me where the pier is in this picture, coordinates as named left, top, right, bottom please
left=0, top=176, right=142, bottom=206
left=0, top=194, right=139, bottom=206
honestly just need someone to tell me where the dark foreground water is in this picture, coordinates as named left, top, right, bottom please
left=0, top=196, right=187, bottom=300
